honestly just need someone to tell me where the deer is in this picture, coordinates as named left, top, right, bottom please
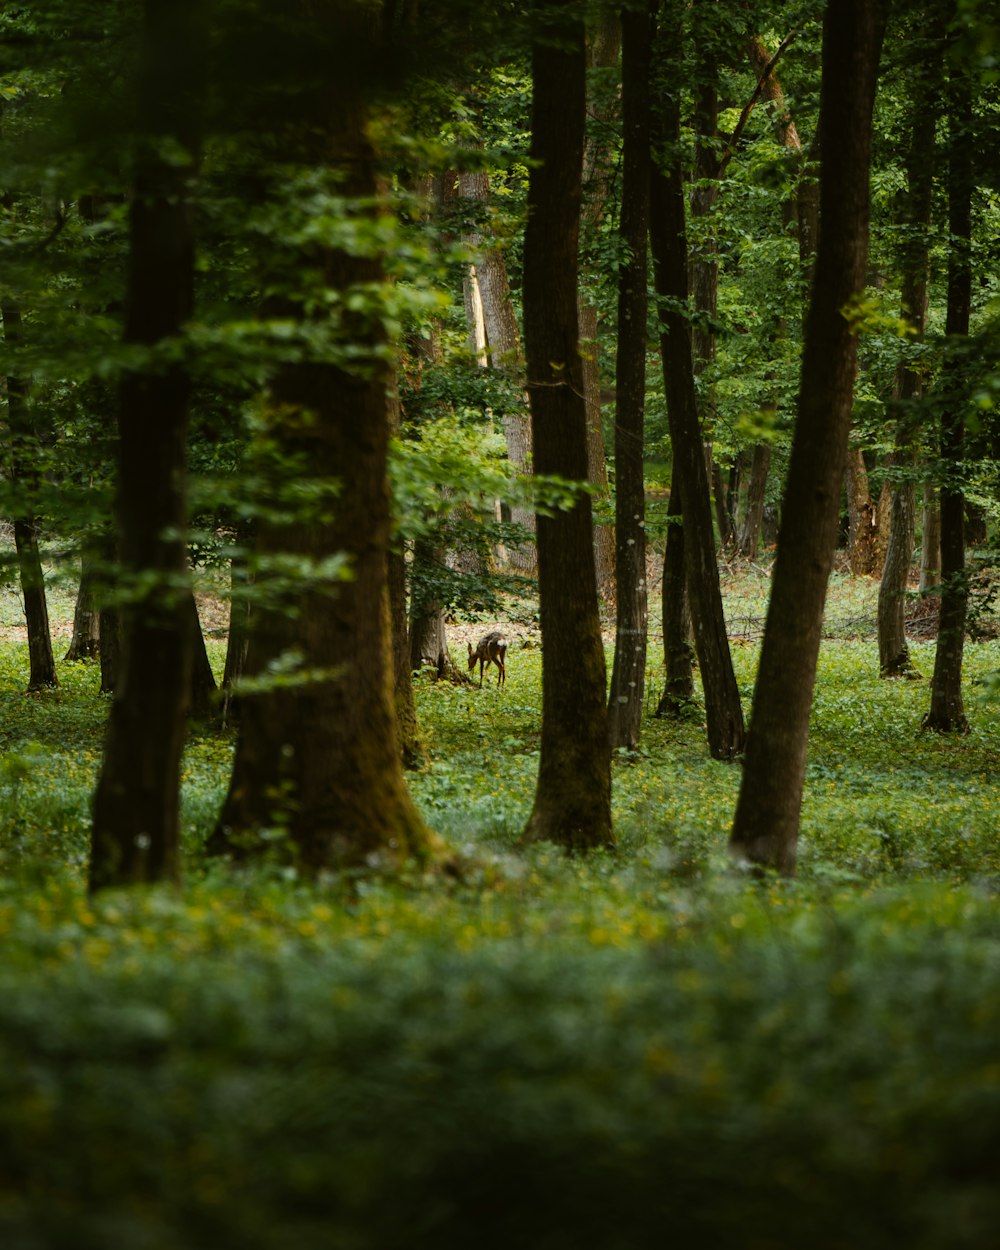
left=468, top=630, right=507, bottom=688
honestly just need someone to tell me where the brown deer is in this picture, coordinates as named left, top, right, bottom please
left=467, top=630, right=507, bottom=687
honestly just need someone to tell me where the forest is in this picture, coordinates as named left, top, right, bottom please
left=1, top=0, right=999, bottom=1245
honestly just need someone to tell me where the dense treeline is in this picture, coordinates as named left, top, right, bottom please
left=0, top=0, right=998, bottom=888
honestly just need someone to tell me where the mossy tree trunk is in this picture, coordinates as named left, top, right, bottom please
left=521, top=1, right=612, bottom=851
left=211, top=28, right=439, bottom=871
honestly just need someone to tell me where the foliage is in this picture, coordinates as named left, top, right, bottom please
left=0, top=571, right=997, bottom=1247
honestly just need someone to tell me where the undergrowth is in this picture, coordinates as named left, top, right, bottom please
left=0, top=568, right=997, bottom=1248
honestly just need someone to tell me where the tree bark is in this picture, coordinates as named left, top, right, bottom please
left=925, top=19, right=971, bottom=733
left=649, top=4, right=745, bottom=762
left=211, top=34, right=440, bottom=872
left=521, top=2, right=612, bottom=850
left=878, top=54, right=937, bottom=678
left=90, top=0, right=202, bottom=892
left=408, top=538, right=458, bottom=679
left=919, top=484, right=940, bottom=593
left=386, top=376, right=421, bottom=765
left=608, top=1, right=653, bottom=751
left=689, top=2, right=730, bottom=551
left=1, top=288, right=58, bottom=691
left=220, top=528, right=252, bottom=727
left=579, top=14, right=622, bottom=606
left=845, top=446, right=877, bottom=575
left=457, top=166, right=536, bottom=573
left=186, top=589, right=217, bottom=720
left=655, top=471, right=695, bottom=715
left=735, top=442, right=771, bottom=559
left=65, top=548, right=101, bottom=662
left=730, top=0, right=887, bottom=873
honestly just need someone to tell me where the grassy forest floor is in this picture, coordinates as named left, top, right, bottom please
left=1, top=561, right=999, bottom=1248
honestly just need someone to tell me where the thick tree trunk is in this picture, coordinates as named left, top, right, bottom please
left=655, top=473, right=695, bottom=715
left=608, top=2, right=652, bottom=751
left=730, top=0, right=886, bottom=873
left=649, top=6, right=745, bottom=762
left=212, top=55, right=439, bottom=871
left=1, top=291, right=58, bottom=692
left=90, top=0, right=202, bottom=892
left=521, top=4, right=612, bottom=850
left=925, top=30, right=971, bottom=734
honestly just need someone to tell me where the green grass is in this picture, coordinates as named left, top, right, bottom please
left=0, top=568, right=998, bottom=1248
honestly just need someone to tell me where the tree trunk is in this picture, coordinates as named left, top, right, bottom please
left=579, top=14, right=622, bottom=606
left=878, top=56, right=937, bottom=678
left=919, top=484, right=940, bottom=593
left=386, top=376, right=421, bottom=765
left=655, top=472, right=695, bottom=715
left=457, top=166, right=536, bottom=573
left=65, top=549, right=101, bottom=662
left=735, top=442, right=771, bottom=559
left=690, top=2, right=730, bottom=551
left=408, top=538, right=458, bottom=680
left=1, top=288, right=58, bottom=692
left=649, top=4, right=745, bottom=762
left=220, top=530, right=251, bottom=727
left=98, top=528, right=122, bottom=696
left=521, top=3, right=612, bottom=851
left=186, top=589, right=217, bottom=720
left=579, top=299, right=616, bottom=604
left=211, top=42, right=440, bottom=872
left=608, top=1, right=653, bottom=751
left=845, top=446, right=877, bottom=575
left=925, top=23, right=971, bottom=734
left=730, top=0, right=886, bottom=874
left=90, top=0, right=203, bottom=892
left=738, top=34, right=808, bottom=555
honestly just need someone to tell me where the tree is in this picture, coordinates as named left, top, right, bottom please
left=457, top=162, right=537, bottom=574
left=211, top=4, right=441, bottom=872
left=579, top=13, right=621, bottom=606
left=877, top=3, right=942, bottom=679
left=1, top=281, right=58, bottom=691
left=521, top=1, right=612, bottom=850
left=89, top=0, right=203, bottom=891
left=924, top=4, right=973, bottom=733
left=649, top=0, right=745, bottom=762
left=730, top=0, right=887, bottom=874
left=608, top=0, right=653, bottom=751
